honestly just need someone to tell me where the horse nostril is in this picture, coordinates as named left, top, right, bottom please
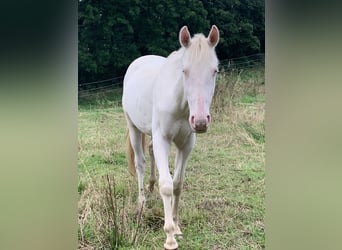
left=190, top=115, right=195, bottom=125
left=207, top=115, right=211, bottom=124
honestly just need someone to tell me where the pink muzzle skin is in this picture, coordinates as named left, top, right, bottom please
left=189, top=114, right=211, bottom=133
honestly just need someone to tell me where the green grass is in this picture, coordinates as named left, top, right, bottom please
left=240, top=94, right=265, bottom=104
left=78, top=69, right=265, bottom=249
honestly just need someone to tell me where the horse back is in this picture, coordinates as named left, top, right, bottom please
left=122, top=55, right=166, bottom=135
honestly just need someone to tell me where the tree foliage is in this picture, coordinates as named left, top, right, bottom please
left=78, top=0, right=264, bottom=83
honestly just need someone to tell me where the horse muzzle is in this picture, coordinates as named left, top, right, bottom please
left=190, top=115, right=211, bottom=133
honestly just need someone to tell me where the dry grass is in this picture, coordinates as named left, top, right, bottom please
left=78, top=67, right=265, bottom=249
left=78, top=174, right=148, bottom=249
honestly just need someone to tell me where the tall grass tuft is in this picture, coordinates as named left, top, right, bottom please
left=211, top=67, right=265, bottom=147
left=212, top=68, right=243, bottom=115
left=78, top=174, right=145, bottom=250
left=212, top=66, right=264, bottom=118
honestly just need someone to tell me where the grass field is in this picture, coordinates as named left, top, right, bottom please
left=78, top=67, right=265, bottom=249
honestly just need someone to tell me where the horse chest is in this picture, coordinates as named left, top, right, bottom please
left=157, top=118, right=192, bottom=144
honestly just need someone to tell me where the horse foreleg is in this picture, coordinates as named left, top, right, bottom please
left=172, top=134, right=195, bottom=236
left=153, top=132, right=178, bottom=250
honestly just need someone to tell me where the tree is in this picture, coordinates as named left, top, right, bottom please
left=202, top=0, right=264, bottom=59
left=79, top=0, right=140, bottom=82
left=78, top=0, right=264, bottom=83
left=131, top=0, right=209, bottom=56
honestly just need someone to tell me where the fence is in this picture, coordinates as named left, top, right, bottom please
left=219, top=53, right=264, bottom=71
left=78, top=53, right=264, bottom=98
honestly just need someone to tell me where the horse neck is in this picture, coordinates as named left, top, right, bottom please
left=154, top=49, right=189, bottom=118
left=171, top=52, right=189, bottom=115
left=175, top=73, right=189, bottom=115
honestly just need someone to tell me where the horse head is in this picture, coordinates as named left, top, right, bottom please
left=179, top=25, right=220, bottom=133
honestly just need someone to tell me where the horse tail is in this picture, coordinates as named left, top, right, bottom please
left=126, top=129, right=146, bottom=176
left=142, top=133, right=146, bottom=158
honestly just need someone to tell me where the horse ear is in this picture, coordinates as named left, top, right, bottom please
left=208, top=25, right=219, bottom=47
left=179, top=26, right=191, bottom=48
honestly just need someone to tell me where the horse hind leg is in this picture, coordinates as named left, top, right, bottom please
left=148, top=139, right=156, bottom=193
left=126, top=120, right=146, bottom=209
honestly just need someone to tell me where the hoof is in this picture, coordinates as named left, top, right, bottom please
left=164, top=240, right=178, bottom=250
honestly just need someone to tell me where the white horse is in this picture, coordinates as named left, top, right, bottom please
left=122, top=25, right=219, bottom=249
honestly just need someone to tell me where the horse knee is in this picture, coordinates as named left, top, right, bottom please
left=148, top=177, right=156, bottom=192
left=134, top=156, right=145, bottom=170
left=149, top=176, right=156, bottom=186
left=173, top=188, right=182, bottom=196
left=159, top=179, right=173, bottom=197
left=173, top=181, right=183, bottom=196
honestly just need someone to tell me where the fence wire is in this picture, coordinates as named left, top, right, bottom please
left=78, top=53, right=264, bottom=97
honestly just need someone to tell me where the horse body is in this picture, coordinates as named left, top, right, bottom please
left=123, top=55, right=166, bottom=135
left=122, top=25, right=219, bottom=249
